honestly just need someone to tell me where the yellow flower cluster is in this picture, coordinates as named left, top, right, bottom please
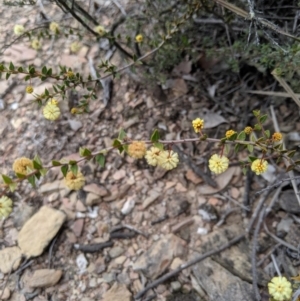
left=128, top=142, right=179, bottom=171
left=94, top=25, right=106, bottom=36
left=0, top=196, right=13, bottom=219
left=70, top=41, right=81, bottom=53
left=272, top=132, right=282, bottom=142
left=225, top=130, right=236, bottom=139
left=66, top=71, right=75, bottom=79
left=26, top=85, right=34, bottom=94
left=50, top=22, right=60, bottom=33
left=64, top=171, right=85, bottom=190
left=244, top=126, right=253, bottom=135
left=13, top=157, right=33, bottom=175
left=43, top=99, right=61, bottom=121
left=192, top=118, right=204, bottom=133
left=14, top=24, right=25, bottom=35
left=31, top=39, right=42, bottom=50
left=145, top=147, right=179, bottom=170
left=209, top=154, right=229, bottom=174
left=135, top=34, right=143, bottom=43
left=128, top=141, right=147, bottom=159
left=268, top=276, right=292, bottom=301
left=251, top=159, right=268, bottom=175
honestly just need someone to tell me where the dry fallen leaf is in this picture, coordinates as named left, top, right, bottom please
left=201, top=111, right=228, bottom=129
left=197, top=167, right=238, bottom=195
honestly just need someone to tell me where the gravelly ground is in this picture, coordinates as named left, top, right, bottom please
left=1, top=1, right=300, bottom=301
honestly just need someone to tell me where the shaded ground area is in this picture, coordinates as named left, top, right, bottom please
left=1, top=1, right=300, bottom=301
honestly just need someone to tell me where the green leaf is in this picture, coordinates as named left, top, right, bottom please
left=254, top=124, right=261, bottom=131
left=248, top=156, right=258, bottom=162
left=237, top=131, right=246, bottom=141
left=40, top=168, right=47, bottom=176
left=33, top=160, right=42, bottom=170
left=247, top=144, right=254, bottom=153
left=28, top=175, right=36, bottom=187
left=2, top=174, right=13, bottom=184
left=264, top=130, right=270, bottom=138
left=33, top=154, right=43, bottom=169
left=35, top=171, right=41, bottom=180
left=253, top=110, right=260, bottom=117
left=79, top=147, right=92, bottom=157
left=61, top=165, right=68, bottom=177
left=287, top=150, right=296, bottom=158
left=47, top=68, right=52, bottom=76
left=150, top=129, right=160, bottom=143
left=118, top=128, right=127, bottom=140
left=69, top=160, right=77, bottom=165
left=153, top=142, right=164, bottom=150
left=52, top=160, right=62, bottom=166
left=227, top=133, right=238, bottom=141
left=5, top=73, right=11, bottom=80
left=259, top=114, right=268, bottom=124
left=234, top=144, right=240, bottom=153
left=16, top=173, right=26, bottom=179
left=95, top=154, right=105, bottom=167
left=242, top=167, right=248, bottom=175
left=18, top=66, right=24, bottom=72
left=224, top=143, right=231, bottom=155
left=70, top=164, right=78, bottom=176
left=112, top=139, right=124, bottom=153
left=9, top=62, right=15, bottom=71
left=9, top=183, right=17, bottom=192
left=42, top=66, right=47, bottom=75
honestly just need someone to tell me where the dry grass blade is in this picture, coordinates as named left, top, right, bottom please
left=271, top=71, right=300, bottom=108
left=213, top=0, right=300, bottom=42
left=245, top=90, right=300, bottom=99
left=270, top=105, right=300, bottom=207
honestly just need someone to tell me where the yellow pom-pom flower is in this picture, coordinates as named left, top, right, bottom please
left=70, top=41, right=81, bottom=53
left=135, top=34, right=143, bottom=43
left=26, top=85, right=34, bottom=94
left=244, top=126, right=253, bottom=135
left=128, top=141, right=146, bottom=159
left=71, top=108, right=78, bottom=114
left=13, top=157, right=33, bottom=175
left=225, top=130, right=236, bottom=139
left=145, top=147, right=162, bottom=166
left=49, top=22, right=60, bottom=33
left=66, top=71, right=75, bottom=79
left=251, top=159, right=268, bottom=175
left=268, top=276, right=292, bottom=301
left=272, top=132, right=282, bottom=142
left=192, top=118, right=204, bottom=133
left=209, top=154, right=229, bottom=174
left=31, top=39, right=42, bottom=50
left=157, top=150, right=179, bottom=170
left=64, top=170, right=85, bottom=190
left=0, top=196, right=13, bottom=219
left=14, top=24, right=25, bottom=35
left=43, top=102, right=61, bottom=121
left=94, top=25, right=106, bottom=36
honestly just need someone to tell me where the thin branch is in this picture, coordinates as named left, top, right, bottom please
left=134, top=234, right=245, bottom=299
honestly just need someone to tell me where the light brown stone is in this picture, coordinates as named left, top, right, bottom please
left=18, top=206, right=66, bottom=257
left=0, top=246, right=22, bottom=274
left=24, top=269, right=62, bottom=288
left=102, top=283, right=131, bottom=301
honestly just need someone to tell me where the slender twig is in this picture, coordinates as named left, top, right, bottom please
left=257, top=243, right=281, bottom=267
left=134, top=234, right=245, bottom=299
left=251, top=207, right=266, bottom=301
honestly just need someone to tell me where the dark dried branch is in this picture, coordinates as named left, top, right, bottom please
left=73, top=241, right=113, bottom=253
left=134, top=234, right=245, bottom=299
